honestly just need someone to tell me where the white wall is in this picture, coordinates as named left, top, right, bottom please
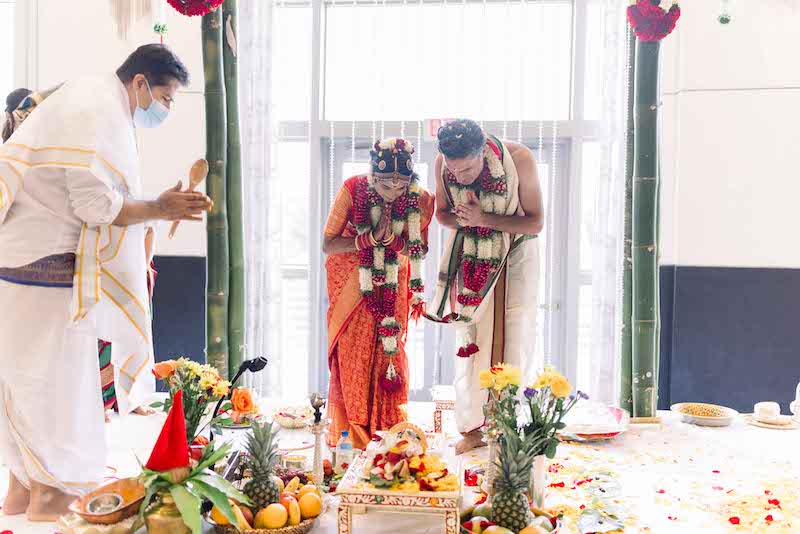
left=16, top=0, right=207, bottom=256
left=660, top=0, right=800, bottom=267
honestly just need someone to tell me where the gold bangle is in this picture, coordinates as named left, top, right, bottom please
left=369, top=231, right=378, bottom=247
left=383, top=233, right=396, bottom=246
left=355, top=235, right=361, bottom=251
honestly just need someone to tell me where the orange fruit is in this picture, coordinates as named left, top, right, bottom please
left=298, top=484, right=321, bottom=499
left=285, top=497, right=302, bottom=526
left=210, top=505, right=229, bottom=525
left=298, top=492, right=323, bottom=519
left=254, top=503, right=288, bottom=529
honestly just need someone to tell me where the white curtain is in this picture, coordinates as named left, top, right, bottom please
left=588, top=0, right=629, bottom=405
left=238, top=1, right=281, bottom=396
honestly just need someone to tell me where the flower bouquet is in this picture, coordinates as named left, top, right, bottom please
left=217, top=387, right=262, bottom=428
left=150, top=358, right=232, bottom=444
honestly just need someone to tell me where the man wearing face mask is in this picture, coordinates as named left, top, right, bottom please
left=0, top=44, right=211, bottom=521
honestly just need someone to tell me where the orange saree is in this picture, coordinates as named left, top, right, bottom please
left=324, top=176, right=434, bottom=449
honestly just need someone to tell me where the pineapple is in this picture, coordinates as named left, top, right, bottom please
left=491, top=432, right=536, bottom=532
left=243, top=420, right=282, bottom=510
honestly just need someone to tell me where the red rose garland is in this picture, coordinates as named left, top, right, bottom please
left=627, top=0, right=681, bottom=42
left=353, top=139, right=426, bottom=392
left=167, top=0, right=226, bottom=17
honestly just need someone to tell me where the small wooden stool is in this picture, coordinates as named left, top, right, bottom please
left=431, top=385, right=456, bottom=433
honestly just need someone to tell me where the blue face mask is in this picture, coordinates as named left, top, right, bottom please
left=133, top=79, right=170, bottom=129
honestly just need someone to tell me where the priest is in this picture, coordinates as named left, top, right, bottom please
left=0, top=44, right=211, bottom=521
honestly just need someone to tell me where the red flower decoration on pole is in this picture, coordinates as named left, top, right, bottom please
left=167, top=0, right=226, bottom=17
left=627, top=0, right=681, bottom=42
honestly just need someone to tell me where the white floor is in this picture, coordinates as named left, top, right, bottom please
left=0, top=400, right=460, bottom=534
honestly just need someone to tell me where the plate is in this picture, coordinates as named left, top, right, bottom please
left=743, top=414, right=800, bottom=430
left=671, top=402, right=738, bottom=427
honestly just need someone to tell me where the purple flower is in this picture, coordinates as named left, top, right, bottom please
left=577, top=391, right=589, bottom=400
left=524, top=388, right=537, bottom=399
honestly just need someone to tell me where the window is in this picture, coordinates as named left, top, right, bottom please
left=260, top=0, right=616, bottom=400
left=0, top=1, right=15, bottom=101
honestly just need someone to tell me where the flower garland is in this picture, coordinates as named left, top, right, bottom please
left=167, top=0, right=226, bottom=17
left=627, top=0, right=681, bottom=42
left=445, top=142, right=509, bottom=354
left=354, top=139, right=425, bottom=392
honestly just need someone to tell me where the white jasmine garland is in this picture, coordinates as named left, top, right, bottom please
left=359, top=267, right=374, bottom=292
left=477, top=237, right=494, bottom=259
left=410, top=257, right=423, bottom=280
left=386, top=263, right=399, bottom=285
left=408, top=213, right=422, bottom=241
left=392, top=219, right=405, bottom=237
left=374, top=246, right=385, bottom=270
left=463, top=236, right=478, bottom=257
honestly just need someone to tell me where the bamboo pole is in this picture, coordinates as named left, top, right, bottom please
left=223, top=0, right=246, bottom=376
left=203, top=8, right=230, bottom=379
left=620, top=28, right=636, bottom=414
left=631, top=38, right=661, bottom=420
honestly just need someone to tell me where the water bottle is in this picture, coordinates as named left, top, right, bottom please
left=335, top=430, right=354, bottom=475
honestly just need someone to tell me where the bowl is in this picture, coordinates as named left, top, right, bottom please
left=68, top=478, right=146, bottom=525
left=671, top=402, right=738, bottom=427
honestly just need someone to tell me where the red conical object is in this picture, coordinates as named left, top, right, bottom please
left=145, top=389, right=190, bottom=471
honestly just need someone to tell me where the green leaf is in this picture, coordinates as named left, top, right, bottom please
left=187, top=480, right=239, bottom=529
left=169, top=485, right=202, bottom=534
left=555, top=422, right=567, bottom=430
left=150, top=401, right=164, bottom=408
left=544, top=439, right=558, bottom=459
left=191, top=442, right=232, bottom=476
left=194, top=473, right=250, bottom=506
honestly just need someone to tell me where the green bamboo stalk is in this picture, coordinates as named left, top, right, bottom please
left=631, top=39, right=661, bottom=419
left=620, top=28, right=636, bottom=414
left=203, top=8, right=230, bottom=379
left=223, top=0, right=246, bottom=376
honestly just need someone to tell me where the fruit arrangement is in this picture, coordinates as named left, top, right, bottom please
left=210, top=421, right=324, bottom=532
left=360, top=428, right=459, bottom=493
left=460, top=501, right=559, bottom=534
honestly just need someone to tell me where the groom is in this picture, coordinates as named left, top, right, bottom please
left=429, top=119, right=544, bottom=454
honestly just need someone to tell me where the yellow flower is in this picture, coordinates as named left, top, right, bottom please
left=479, top=368, right=496, bottom=390
left=212, top=380, right=231, bottom=398
left=550, top=374, right=572, bottom=398
left=198, top=374, right=216, bottom=392
left=494, top=364, right=522, bottom=390
left=480, top=364, right=522, bottom=391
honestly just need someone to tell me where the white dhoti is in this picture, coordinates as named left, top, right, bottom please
left=0, top=281, right=106, bottom=494
left=427, top=136, right=542, bottom=434
left=454, top=238, right=540, bottom=433
left=0, top=74, right=154, bottom=495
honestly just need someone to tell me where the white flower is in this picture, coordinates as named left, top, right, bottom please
left=484, top=144, right=504, bottom=179
left=386, top=264, right=399, bottom=285
left=381, top=316, right=396, bottom=327
left=392, top=219, right=405, bottom=237
left=480, top=194, right=493, bottom=213
left=379, top=138, right=396, bottom=150
left=359, top=267, right=373, bottom=292
left=382, top=336, right=398, bottom=353
left=374, top=247, right=385, bottom=270
left=492, top=232, right=503, bottom=257
left=463, top=236, right=477, bottom=257
left=460, top=305, right=477, bottom=320
left=370, top=205, right=382, bottom=226
left=403, top=140, right=415, bottom=153
left=477, top=237, right=493, bottom=259
left=408, top=213, right=422, bottom=241
left=410, top=258, right=423, bottom=280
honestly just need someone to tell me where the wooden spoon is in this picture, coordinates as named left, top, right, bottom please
left=168, top=158, right=209, bottom=239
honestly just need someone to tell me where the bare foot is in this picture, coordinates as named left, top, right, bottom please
left=454, top=430, right=486, bottom=455
left=2, top=473, right=30, bottom=515
left=27, top=482, right=77, bottom=522
left=132, top=406, right=155, bottom=416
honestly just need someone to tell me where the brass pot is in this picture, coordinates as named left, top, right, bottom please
left=144, top=492, right=191, bottom=534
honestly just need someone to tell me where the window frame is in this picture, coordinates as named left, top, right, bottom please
left=280, top=0, right=601, bottom=396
